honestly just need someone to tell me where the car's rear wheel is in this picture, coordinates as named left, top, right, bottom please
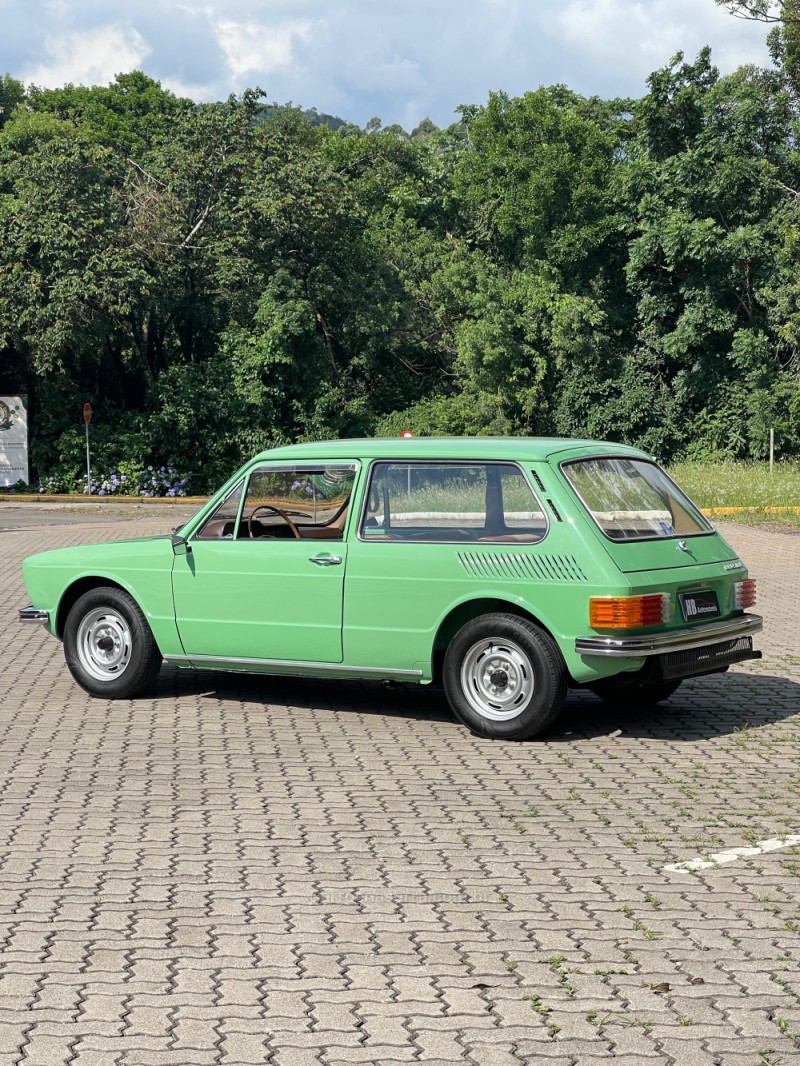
left=64, top=587, right=162, bottom=698
left=588, top=676, right=682, bottom=707
left=443, top=613, right=567, bottom=740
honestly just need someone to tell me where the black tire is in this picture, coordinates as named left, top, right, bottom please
left=443, top=613, right=567, bottom=740
left=588, top=676, right=682, bottom=708
left=63, top=586, right=162, bottom=699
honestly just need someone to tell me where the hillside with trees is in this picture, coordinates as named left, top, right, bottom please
left=1, top=31, right=799, bottom=491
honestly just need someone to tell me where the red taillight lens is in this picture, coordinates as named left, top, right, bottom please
left=589, top=594, right=670, bottom=630
left=734, top=579, right=757, bottom=610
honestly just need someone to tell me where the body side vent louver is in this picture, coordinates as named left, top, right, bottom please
left=457, top=551, right=587, bottom=582
left=530, top=469, right=547, bottom=493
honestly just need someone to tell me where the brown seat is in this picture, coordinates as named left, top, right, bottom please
left=298, top=527, right=344, bottom=540
left=477, top=533, right=543, bottom=543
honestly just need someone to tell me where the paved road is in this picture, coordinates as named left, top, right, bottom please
left=0, top=501, right=197, bottom=530
left=1, top=515, right=799, bottom=1066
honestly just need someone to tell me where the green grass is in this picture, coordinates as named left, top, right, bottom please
left=668, top=461, right=800, bottom=532
left=373, top=477, right=542, bottom=517
left=668, top=461, right=800, bottom=508
left=369, top=460, right=800, bottom=531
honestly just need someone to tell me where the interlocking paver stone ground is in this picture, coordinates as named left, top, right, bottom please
left=1, top=510, right=799, bottom=1065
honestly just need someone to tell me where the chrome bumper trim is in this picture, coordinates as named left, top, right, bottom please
left=19, top=606, right=50, bottom=625
left=164, top=653, right=423, bottom=681
left=575, top=613, right=763, bottom=657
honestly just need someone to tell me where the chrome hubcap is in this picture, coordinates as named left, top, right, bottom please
left=76, top=608, right=132, bottom=682
left=460, top=638, right=534, bottom=721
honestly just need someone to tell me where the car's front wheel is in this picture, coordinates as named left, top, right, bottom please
left=443, top=613, right=567, bottom=740
left=64, top=586, right=162, bottom=698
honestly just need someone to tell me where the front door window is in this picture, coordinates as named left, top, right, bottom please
left=241, top=465, right=356, bottom=540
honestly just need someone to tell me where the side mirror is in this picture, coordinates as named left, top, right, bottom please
left=171, top=534, right=192, bottom=556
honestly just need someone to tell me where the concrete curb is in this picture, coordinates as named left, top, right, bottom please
left=703, top=505, right=800, bottom=515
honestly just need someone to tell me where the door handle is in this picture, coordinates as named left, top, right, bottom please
left=309, top=555, right=342, bottom=566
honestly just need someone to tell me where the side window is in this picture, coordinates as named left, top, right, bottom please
left=194, top=480, right=244, bottom=540
left=240, top=464, right=357, bottom=540
left=360, top=462, right=546, bottom=543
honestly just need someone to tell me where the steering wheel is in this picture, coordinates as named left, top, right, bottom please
left=248, top=504, right=301, bottom=539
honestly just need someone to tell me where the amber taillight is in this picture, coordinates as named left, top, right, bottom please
left=589, top=594, right=670, bottom=630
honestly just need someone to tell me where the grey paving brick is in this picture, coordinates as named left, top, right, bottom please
left=1, top=515, right=799, bottom=1066
left=358, top=1013, right=410, bottom=1047
left=217, top=1030, right=271, bottom=1063
left=269, top=1052, right=325, bottom=1066
left=460, top=1043, right=522, bottom=1066
left=324, top=1049, right=418, bottom=1064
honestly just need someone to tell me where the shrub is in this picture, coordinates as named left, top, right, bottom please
left=81, top=465, right=192, bottom=497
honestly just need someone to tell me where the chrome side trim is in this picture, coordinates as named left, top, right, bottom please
left=19, top=606, right=50, bottom=625
left=164, top=653, right=423, bottom=680
left=575, top=613, right=763, bottom=657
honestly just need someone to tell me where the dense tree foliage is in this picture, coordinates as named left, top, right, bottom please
left=0, top=49, right=799, bottom=491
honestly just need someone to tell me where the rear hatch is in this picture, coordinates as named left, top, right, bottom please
left=625, top=556, right=746, bottom=627
left=559, top=453, right=747, bottom=623
left=558, top=453, right=740, bottom=572
left=601, top=531, right=738, bottom=574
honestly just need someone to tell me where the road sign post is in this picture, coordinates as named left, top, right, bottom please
left=83, top=403, right=92, bottom=494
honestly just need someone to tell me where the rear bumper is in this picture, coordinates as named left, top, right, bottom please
left=647, top=636, right=761, bottom=682
left=19, top=606, right=50, bottom=625
left=575, top=613, right=763, bottom=657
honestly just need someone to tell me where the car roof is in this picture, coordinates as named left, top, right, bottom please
left=252, top=437, right=652, bottom=463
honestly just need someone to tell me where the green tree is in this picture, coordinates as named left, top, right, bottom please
left=621, top=51, right=796, bottom=456
left=26, top=72, right=191, bottom=149
left=716, top=0, right=800, bottom=94
left=715, top=0, right=799, bottom=22
left=0, top=74, right=23, bottom=129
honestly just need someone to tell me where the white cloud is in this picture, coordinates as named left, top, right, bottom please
left=345, top=56, right=426, bottom=95
left=23, top=24, right=151, bottom=87
left=160, top=75, right=219, bottom=101
left=551, top=0, right=768, bottom=81
left=214, top=16, right=314, bottom=79
left=2, top=0, right=775, bottom=128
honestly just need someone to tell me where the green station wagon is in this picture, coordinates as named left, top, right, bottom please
left=20, top=438, right=763, bottom=739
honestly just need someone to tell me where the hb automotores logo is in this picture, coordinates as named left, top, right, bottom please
left=0, top=400, right=17, bottom=431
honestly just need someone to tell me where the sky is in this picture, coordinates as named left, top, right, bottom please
left=0, top=0, right=773, bottom=129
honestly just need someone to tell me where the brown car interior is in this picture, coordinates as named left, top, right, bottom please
left=200, top=499, right=349, bottom=541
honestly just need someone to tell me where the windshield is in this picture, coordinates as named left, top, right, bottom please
left=562, top=457, right=712, bottom=542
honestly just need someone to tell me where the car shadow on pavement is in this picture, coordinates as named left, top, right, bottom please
left=152, top=666, right=800, bottom=742
left=550, top=670, right=800, bottom=742
left=153, top=666, right=457, bottom=722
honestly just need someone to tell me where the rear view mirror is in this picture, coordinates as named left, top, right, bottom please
left=171, top=534, right=192, bottom=556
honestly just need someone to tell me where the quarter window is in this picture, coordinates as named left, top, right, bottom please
left=195, top=480, right=244, bottom=540
left=360, top=462, right=546, bottom=543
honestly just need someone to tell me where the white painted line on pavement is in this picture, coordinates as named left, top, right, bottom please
left=665, top=835, right=800, bottom=873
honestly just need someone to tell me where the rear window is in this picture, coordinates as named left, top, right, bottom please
left=562, top=457, right=712, bottom=541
